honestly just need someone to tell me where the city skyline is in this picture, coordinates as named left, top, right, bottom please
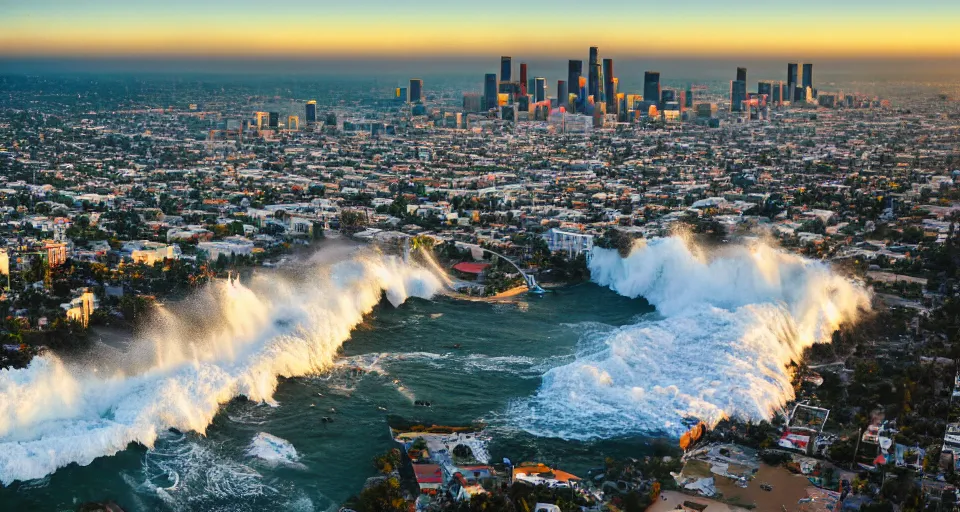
left=2, top=0, right=959, bottom=59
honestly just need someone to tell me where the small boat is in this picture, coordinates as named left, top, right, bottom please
left=760, top=483, right=773, bottom=491
left=321, top=417, right=334, bottom=423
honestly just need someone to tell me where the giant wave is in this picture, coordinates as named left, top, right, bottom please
left=0, top=248, right=442, bottom=485
left=510, top=236, right=871, bottom=440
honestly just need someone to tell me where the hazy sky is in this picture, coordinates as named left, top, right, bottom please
left=2, top=0, right=958, bottom=59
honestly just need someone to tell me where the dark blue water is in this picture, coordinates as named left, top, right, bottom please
left=1, top=285, right=657, bottom=511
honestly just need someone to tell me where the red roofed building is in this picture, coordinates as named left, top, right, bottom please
left=452, top=262, right=490, bottom=275
left=450, top=471, right=487, bottom=502
left=414, top=464, right=443, bottom=492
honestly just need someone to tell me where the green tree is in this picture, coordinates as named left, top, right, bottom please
left=229, top=221, right=245, bottom=236
left=340, top=209, right=368, bottom=233
left=312, top=222, right=325, bottom=240
left=373, top=448, right=401, bottom=474
left=828, top=438, right=857, bottom=465
left=353, top=477, right=406, bottom=512
left=118, top=294, right=154, bottom=325
left=596, top=228, right=638, bottom=257
left=387, top=195, right=409, bottom=218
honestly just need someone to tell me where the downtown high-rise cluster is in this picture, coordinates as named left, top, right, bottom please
left=460, top=47, right=820, bottom=125
left=299, top=46, right=823, bottom=129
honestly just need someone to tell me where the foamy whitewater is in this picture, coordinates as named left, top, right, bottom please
left=0, top=249, right=442, bottom=485
left=511, top=236, right=871, bottom=440
left=246, top=433, right=303, bottom=468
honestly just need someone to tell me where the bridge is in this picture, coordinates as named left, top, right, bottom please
left=454, top=243, right=545, bottom=295
left=400, top=237, right=545, bottom=295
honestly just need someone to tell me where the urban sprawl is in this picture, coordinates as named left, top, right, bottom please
left=1, top=47, right=960, bottom=512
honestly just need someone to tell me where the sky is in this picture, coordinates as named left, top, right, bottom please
left=1, top=0, right=959, bottom=60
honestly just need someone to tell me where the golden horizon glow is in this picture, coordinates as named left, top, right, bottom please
left=2, top=4, right=959, bottom=59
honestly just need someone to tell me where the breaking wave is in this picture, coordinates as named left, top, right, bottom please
left=511, top=236, right=871, bottom=440
left=0, top=249, right=442, bottom=485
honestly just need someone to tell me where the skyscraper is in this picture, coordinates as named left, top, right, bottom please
left=593, top=102, right=606, bottom=128
left=268, top=112, right=279, bottom=128
left=519, top=63, right=528, bottom=96
left=568, top=60, right=582, bottom=111
left=685, top=84, right=694, bottom=108
left=518, top=95, right=530, bottom=113
left=643, top=72, right=661, bottom=106
left=758, top=81, right=773, bottom=105
left=787, top=63, right=799, bottom=100
left=736, top=67, right=747, bottom=83
left=730, top=80, right=746, bottom=112
left=305, top=100, right=317, bottom=124
left=409, top=79, right=423, bottom=103
left=484, top=74, right=498, bottom=111
left=557, top=80, right=568, bottom=109
left=588, top=46, right=601, bottom=103
left=500, top=56, right=512, bottom=83
left=771, top=81, right=784, bottom=105
left=802, top=63, right=813, bottom=90
left=499, top=81, right=520, bottom=99
left=534, top=77, right=546, bottom=103
left=501, top=104, right=517, bottom=122
left=602, top=58, right=615, bottom=106
left=463, top=93, right=483, bottom=113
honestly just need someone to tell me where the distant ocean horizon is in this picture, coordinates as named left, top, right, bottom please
left=2, top=55, right=959, bottom=85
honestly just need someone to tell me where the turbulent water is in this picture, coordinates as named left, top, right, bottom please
left=511, top=236, right=871, bottom=439
left=0, top=247, right=442, bottom=486
left=0, top=237, right=870, bottom=510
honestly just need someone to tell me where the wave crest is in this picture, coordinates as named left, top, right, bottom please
left=510, top=237, right=871, bottom=440
left=0, top=249, right=442, bottom=485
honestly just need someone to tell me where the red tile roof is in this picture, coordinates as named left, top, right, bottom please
left=453, top=262, right=490, bottom=274
left=414, top=464, right=443, bottom=484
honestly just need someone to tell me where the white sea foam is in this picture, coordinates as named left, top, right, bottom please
left=131, top=431, right=293, bottom=511
left=339, top=350, right=555, bottom=378
left=0, top=249, right=442, bottom=485
left=246, top=432, right=304, bottom=468
left=511, top=236, right=871, bottom=439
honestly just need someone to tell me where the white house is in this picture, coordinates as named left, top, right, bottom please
left=545, top=228, right=594, bottom=259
